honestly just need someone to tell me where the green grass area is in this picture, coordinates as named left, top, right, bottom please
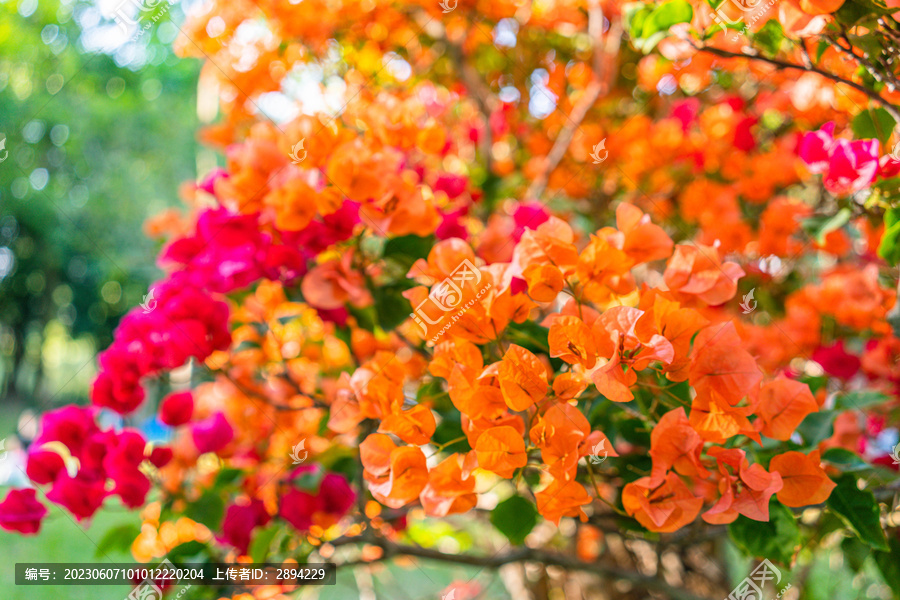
left=0, top=502, right=139, bottom=600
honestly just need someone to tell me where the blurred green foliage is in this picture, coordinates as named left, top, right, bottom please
left=0, top=0, right=200, bottom=407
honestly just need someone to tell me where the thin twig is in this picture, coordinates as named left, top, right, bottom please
left=692, top=43, right=900, bottom=123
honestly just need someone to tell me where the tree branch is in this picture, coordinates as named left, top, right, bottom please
left=525, top=3, right=619, bottom=201
left=692, top=43, right=900, bottom=123
left=333, top=534, right=710, bottom=600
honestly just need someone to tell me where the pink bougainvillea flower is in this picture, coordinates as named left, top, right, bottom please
left=670, top=98, right=700, bottom=132
left=823, top=138, right=880, bottom=196
left=198, top=167, right=229, bottom=197
left=319, top=472, right=356, bottom=516
left=434, top=173, right=469, bottom=199
left=0, top=489, right=48, bottom=534
left=220, top=499, right=270, bottom=554
left=279, top=488, right=322, bottom=531
left=733, top=116, right=758, bottom=152
left=812, top=340, right=860, bottom=380
left=148, top=447, right=173, bottom=468
left=46, top=473, right=107, bottom=520
left=25, top=450, right=66, bottom=485
left=436, top=207, right=469, bottom=240
left=879, top=153, right=900, bottom=178
left=34, top=405, right=99, bottom=458
left=512, top=202, right=550, bottom=242
left=798, top=121, right=835, bottom=174
left=191, top=412, right=234, bottom=454
left=159, top=391, right=194, bottom=426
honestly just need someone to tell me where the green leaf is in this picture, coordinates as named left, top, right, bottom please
left=728, top=500, right=800, bottom=564
left=416, top=378, right=446, bottom=403
left=233, top=340, right=262, bottom=352
left=834, top=390, right=890, bottom=410
left=505, top=320, right=550, bottom=353
left=382, top=234, right=435, bottom=271
left=797, top=410, right=835, bottom=446
left=166, top=540, right=207, bottom=562
left=249, top=524, right=281, bottom=563
left=372, top=283, right=413, bottom=331
left=822, top=447, right=871, bottom=472
left=491, top=495, right=539, bottom=545
left=874, top=536, right=900, bottom=598
left=752, top=20, right=784, bottom=56
left=826, top=474, right=888, bottom=551
left=641, top=0, right=693, bottom=38
left=801, top=208, right=852, bottom=244
left=624, top=3, right=653, bottom=38
left=95, top=523, right=142, bottom=557
left=184, top=492, right=225, bottom=530
left=878, top=207, right=900, bottom=266
left=215, top=467, right=245, bottom=487
left=835, top=0, right=896, bottom=27
left=852, top=108, right=897, bottom=146
left=841, top=536, right=872, bottom=573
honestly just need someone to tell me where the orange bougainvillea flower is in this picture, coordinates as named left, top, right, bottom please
left=447, top=364, right=508, bottom=421
left=769, top=450, right=836, bottom=507
left=419, top=454, right=477, bottom=517
left=689, top=322, right=762, bottom=406
left=702, top=448, right=783, bottom=524
left=474, top=425, right=528, bottom=478
left=360, top=434, right=429, bottom=509
left=429, top=339, right=484, bottom=380
left=514, top=217, right=579, bottom=273
left=523, top=263, right=565, bottom=302
left=549, top=315, right=597, bottom=369
left=689, top=392, right=761, bottom=444
left=535, top=478, right=592, bottom=525
left=616, top=202, right=674, bottom=265
left=552, top=371, right=591, bottom=400
left=529, top=403, right=616, bottom=481
left=663, top=243, right=745, bottom=306
left=636, top=291, right=708, bottom=381
left=576, top=231, right=634, bottom=303
left=622, top=472, right=703, bottom=533
left=301, top=251, right=372, bottom=310
left=590, top=306, right=674, bottom=403
left=648, top=408, right=709, bottom=487
left=755, top=377, right=818, bottom=441
left=379, top=404, right=436, bottom=445
left=498, top=345, right=548, bottom=411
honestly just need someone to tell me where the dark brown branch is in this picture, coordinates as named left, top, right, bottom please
left=332, top=534, right=709, bottom=600
left=692, top=43, right=900, bottom=123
